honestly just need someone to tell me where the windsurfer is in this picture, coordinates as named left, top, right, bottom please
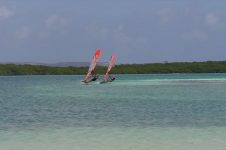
left=89, top=70, right=99, bottom=81
left=108, top=75, right=115, bottom=82
left=82, top=70, right=99, bottom=83
left=90, top=74, right=99, bottom=81
left=81, top=49, right=102, bottom=84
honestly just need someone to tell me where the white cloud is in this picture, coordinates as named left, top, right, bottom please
left=39, top=31, right=49, bottom=39
left=0, top=6, right=14, bottom=20
left=158, top=8, right=175, bottom=23
left=206, top=13, right=219, bottom=26
left=46, top=15, right=67, bottom=29
left=99, top=28, right=109, bottom=40
left=99, top=25, right=124, bottom=41
left=117, top=25, right=124, bottom=31
left=15, top=26, right=32, bottom=39
left=205, top=13, right=226, bottom=30
left=182, top=30, right=208, bottom=41
left=111, top=25, right=129, bottom=44
left=113, top=30, right=130, bottom=44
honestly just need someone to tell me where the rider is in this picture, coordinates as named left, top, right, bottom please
left=88, top=70, right=99, bottom=82
left=82, top=70, right=99, bottom=83
left=108, top=74, right=116, bottom=82
left=90, top=74, right=99, bottom=81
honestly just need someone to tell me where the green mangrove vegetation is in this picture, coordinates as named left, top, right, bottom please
left=0, top=61, right=226, bottom=75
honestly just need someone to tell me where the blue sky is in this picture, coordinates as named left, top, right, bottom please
left=0, top=0, right=226, bottom=64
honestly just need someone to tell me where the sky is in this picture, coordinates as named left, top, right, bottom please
left=0, top=0, right=226, bottom=64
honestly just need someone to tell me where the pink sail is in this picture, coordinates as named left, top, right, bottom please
left=102, top=53, right=116, bottom=81
left=83, top=49, right=102, bottom=82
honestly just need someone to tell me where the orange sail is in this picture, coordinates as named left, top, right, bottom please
left=83, top=49, right=102, bottom=82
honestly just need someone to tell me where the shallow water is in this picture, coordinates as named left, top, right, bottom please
left=0, top=74, right=226, bottom=150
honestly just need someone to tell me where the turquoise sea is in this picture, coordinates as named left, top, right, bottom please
left=1, top=74, right=226, bottom=150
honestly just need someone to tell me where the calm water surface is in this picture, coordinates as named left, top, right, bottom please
left=0, top=74, right=226, bottom=150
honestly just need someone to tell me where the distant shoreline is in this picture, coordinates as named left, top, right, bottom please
left=0, top=61, right=226, bottom=75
